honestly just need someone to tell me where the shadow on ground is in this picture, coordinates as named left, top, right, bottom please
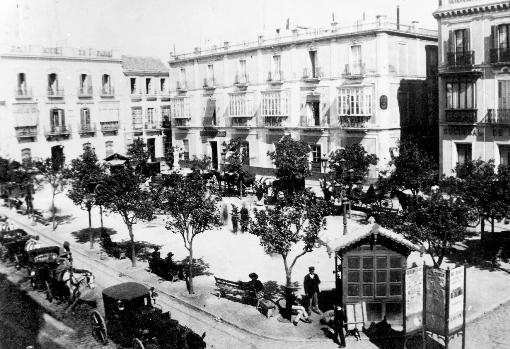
left=71, top=227, right=117, bottom=244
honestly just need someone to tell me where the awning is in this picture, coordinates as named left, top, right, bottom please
left=14, top=105, right=39, bottom=127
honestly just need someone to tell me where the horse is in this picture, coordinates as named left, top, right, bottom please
left=24, top=236, right=41, bottom=252
left=390, top=189, right=411, bottom=212
left=61, top=268, right=98, bottom=314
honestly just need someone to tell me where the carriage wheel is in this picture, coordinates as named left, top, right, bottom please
left=90, top=311, right=108, bottom=345
left=378, top=198, right=393, bottom=210
left=466, top=209, right=480, bottom=228
left=132, top=338, right=145, bottom=349
left=45, top=281, right=54, bottom=303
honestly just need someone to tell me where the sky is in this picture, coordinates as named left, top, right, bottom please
left=0, top=0, right=438, bottom=62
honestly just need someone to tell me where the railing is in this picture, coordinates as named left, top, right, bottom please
left=339, top=115, right=371, bottom=128
left=100, top=121, right=119, bottom=132
left=15, top=126, right=38, bottom=138
left=45, top=125, right=71, bottom=136
left=444, top=109, right=477, bottom=123
left=202, top=117, right=217, bottom=127
left=446, top=51, right=475, bottom=67
left=146, top=90, right=158, bottom=100
left=203, top=77, right=216, bottom=88
left=267, top=71, right=283, bottom=82
left=264, top=117, right=287, bottom=128
left=161, top=119, right=172, bottom=128
left=479, top=109, right=510, bottom=126
left=174, top=119, right=190, bottom=128
left=14, top=87, right=33, bottom=99
left=77, top=86, right=93, bottom=97
left=160, top=90, right=171, bottom=99
left=100, top=86, right=115, bottom=97
left=490, top=48, right=510, bottom=64
left=234, top=73, right=249, bottom=85
left=5, top=45, right=118, bottom=59
left=145, top=122, right=160, bottom=130
left=302, top=67, right=322, bottom=81
left=231, top=118, right=253, bottom=127
left=78, top=123, right=96, bottom=134
left=132, top=122, right=143, bottom=130
left=344, top=63, right=366, bottom=77
left=177, top=81, right=188, bottom=91
left=130, top=89, right=142, bottom=100
left=47, top=88, right=64, bottom=98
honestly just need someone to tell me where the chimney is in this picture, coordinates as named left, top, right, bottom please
left=411, top=20, right=419, bottom=32
left=376, top=14, right=387, bottom=28
left=331, top=21, right=338, bottom=32
left=258, top=35, right=264, bottom=45
left=224, top=41, right=229, bottom=50
left=397, top=5, right=400, bottom=30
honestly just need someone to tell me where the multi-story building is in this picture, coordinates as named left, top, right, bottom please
left=0, top=44, right=125, bottom=163
left=435, top=0, right=510, bottom=175
left=122, top=56, right=172, bottom=169
left=168, top=16, right=438, bottom=180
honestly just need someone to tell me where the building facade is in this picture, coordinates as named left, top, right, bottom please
left=0, top=44, right=125, bottom=163
left=435, top=0, right=510, bottom=175
left=122, top=56, right=172, bottom=169
left=168, top=17, right=438, bottom=179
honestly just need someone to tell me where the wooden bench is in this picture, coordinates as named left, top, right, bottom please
left=214, top=276, right=259, bottom=305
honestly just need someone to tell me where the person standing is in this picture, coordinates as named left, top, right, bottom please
left=248, top=272, right=264, bottom=309
left=334, top=305, right=347, bottom=348
left=303, top=266, right=321, bottom=314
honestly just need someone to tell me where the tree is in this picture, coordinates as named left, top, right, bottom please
left=328, top=143, right=378, bottom=190
left=382, top=139, right=438, bottom=197
left=395, top=193, right=469, bottom=267
left=99, top=166, right=154, bottom=267
left=268, top=135, right=311, bottom=194
left=449, top=159, right=510, bottom=234
left=67, top=148, right=106, bottom=249
left=248, top=189, right=326, bottom=319
left=158, top=175, right=221, bottom=294
left=189, top=155, right=212, bottom=172
left=36, top=156, right=67, bottom=230
left=224, top=138, right=254, bottom=196
left=127, top=138, right=150, bottom=177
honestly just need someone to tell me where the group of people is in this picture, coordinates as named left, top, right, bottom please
left=247, top=266, right=347, bottom=348
left=0, top=219, right=14, bottom=232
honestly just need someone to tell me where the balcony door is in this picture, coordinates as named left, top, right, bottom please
left=147, top=138, right=156, bottom=162
left=51, top=145, right=64, bottom=170
left=210, top=141, right=218, bottom=170
left=51, top=109, right=65, bottom=131
left=350, top=45, right=362, bottom=74
left=48, top=73, right=59, bottom=93
left=80, top=108, right=91, bottom=128
left=498, top=80, right=510, bottom=109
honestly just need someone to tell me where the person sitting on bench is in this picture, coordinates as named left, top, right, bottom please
left=288, top=288, right=312, bottom=326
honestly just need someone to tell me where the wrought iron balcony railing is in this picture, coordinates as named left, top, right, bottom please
left=15, top=126, right=38, bottom=138
left=176, top=81, right=188, bottom=91
left=231, top=118, right=253, bottom=128
left=77, top=86, right=93, bottom=98
left=100, top=121, right=119, bottom=132
left=14, top=87, right=33, bottom=99
left=344, top=63, right=366, bottom=77
left=100, top=86, right=115, bottom=97
left=78, top=123, right=97, bottom=134
left=174, top=119, right=190, bottom=128
left=144, top=122, right=160, bottom=130
left=45, top=125, right=71, bottom=136
left=302, top=67, right=322, bottom=81
left=267, top=71, right=283, bottom=83
left=203, top=77, right=216, bottom=89
left=264, top=117, right=287, bottom=128
left=444, top=109, right=477, bottom=123
left=234, top=73, right=249, bottom=86
left=47, top=88, right=64, bottom=98
left=161, top=119, right=171, bottom=128
left=479, top=109, right=510, bottom=126
left=446, top=51, right=475, bottom=67
left=339, top=114, right=371, bottom=128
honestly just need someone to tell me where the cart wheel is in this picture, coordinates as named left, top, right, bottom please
left=132, top=338, right=145, bottom=349
left=379, top=198, right=393, bottom=209
left=91, top=311, right=108, bottom=345
left=45, top=281, right=53, bottom=303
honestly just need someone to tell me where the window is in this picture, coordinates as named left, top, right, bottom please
left=48, top=73, right=59, bottom=93
left=229, top=93, right=254, bottom=117
left=207, top=64, right=214, bottom=82
left=160, top=78, right=167, bottom=93
left=182, top=139, right=190, bottom=161
left=498, top=80, right=510, bottom=109
left=179, top=68, right=186, bottom=85
left=50, top=109, right=65, bottom=129
left=454, top=29, right=470, bottom=53
left=446, top=82, right=475, bottom=109
left=448, top=29, right=471, bottom=65
left=272, top=55, right=281, bottom=80
left=338, top=87, right=372, bottom=115
left=80, top=108, right=91, bottom=127
left=105, top=141, right=114, bottom=157
left=262, top=91, right=289, bottom=116
left=146, top=78, right=152, bottom=94
left=102, top=74, right=111, bottom=92
left=398, top=43, right=408, bottom=75
left=17, top=73, right=27, bottom=93
left=310, top=144, right=321, bottom=172
left=21, top=148, right=31, bottom=161
left=130, top=78, right=137, bottom=94
left=500, top=145, right=510, bottom=166
left=350, top=45, right=362, bottom=74
left=309, top=50, right=317, bottom=77
left=240, top=141, right=250, bottom=166
left=147, top=108, right=155, bottom=124
left=237, top=60, right=248, bottom=83
left=305, top=101, right=320, bottom=126
left=498, top=24, right=510, bottom=49
left=456, top=143, right=472, bottom=164
left=170, top=97, right=191, bottom=118
left=80, top=74, right=90, bottom=88
left=204, top=98, right=217, bottom=126
left=161, top=106, right=170, bottom=123
left=132, top=107, right=142, bottom=129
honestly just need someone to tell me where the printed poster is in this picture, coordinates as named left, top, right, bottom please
left=448, top=266, right=465, bottom=333
left=425, top=267, right=446, bottom=336
left=405, top=265, right=423, bottom=334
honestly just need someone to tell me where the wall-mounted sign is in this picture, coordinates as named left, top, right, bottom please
left=380, top=95, right=388, bottom=110
left=200, top=130, right=226, bottom=138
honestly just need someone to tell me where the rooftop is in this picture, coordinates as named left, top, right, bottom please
left=0, top=44, right=120, bottom=61
left=122, top=55, right=169, bottom=76
left=434, top=0, right=510, bottom=17
left=170, top=16, right=437, bottom=63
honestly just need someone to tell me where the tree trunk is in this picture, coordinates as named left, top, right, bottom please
left=127, top=223, right=136, bottom=267
left=491, top=217, right=495, bottom=234
left=51, top=189, right=56, bottom=231
left=481, top=214, right=485, bottom=234
left=187, top=243, right=194, bottom=294
left=88, top=206, right=93, bottom=249
left=283, top=256, right=293, bottom=321
left=99, top=206, right=104, bottom=233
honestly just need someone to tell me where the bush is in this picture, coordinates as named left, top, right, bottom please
left=240, top=206, right=249, bottom=232
left=221, top=204, right=229, bottom=223
left=177, top=256, right=211, bottom=276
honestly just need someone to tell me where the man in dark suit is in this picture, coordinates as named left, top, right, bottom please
left=303, top=266, right=321, bottom=314
left=334, top=305, right=347, bottom=348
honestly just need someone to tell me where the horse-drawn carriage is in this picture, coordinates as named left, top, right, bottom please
left=0, top=228, right=31, bottom=266
left=91, top=282, right=206, bottom=349
left=148, top=252, right=184, bottom=282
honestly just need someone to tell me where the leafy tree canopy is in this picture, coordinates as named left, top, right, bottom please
left=67, top=148, right=105, bottom=210
left=268, top=135, right=311, bottom=181
left=328, top=143, right=377, bottom=188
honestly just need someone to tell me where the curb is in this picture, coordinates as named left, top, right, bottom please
left=3, top=209, right=329, bottom=344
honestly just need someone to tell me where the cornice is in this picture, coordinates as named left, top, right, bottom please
left=433, top=1, right=510, bottom=19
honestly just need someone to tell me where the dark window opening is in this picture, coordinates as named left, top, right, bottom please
left=130, top=78, right=137, bottom=94
left=456, top=143, right=472, bottom=164
left=309, top=50, right=317, bottom=77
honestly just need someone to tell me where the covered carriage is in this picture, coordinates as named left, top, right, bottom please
left=25, top=246, right=61, bottom=289
left=0, top=228, right=31, bottom=265
left=91, top=282, right=206, bottom=349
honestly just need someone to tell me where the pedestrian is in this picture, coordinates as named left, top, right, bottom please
left=60, top=241, right=73, bottom=264
left=334, top=305, right=347, bottom=348
left=7, top=220, right=14, bottom=231
left=288, top=287, right=312, bottom=326
left=248, top=272, right=264, bottom=309
left=303, top=266, right=321, bottom=315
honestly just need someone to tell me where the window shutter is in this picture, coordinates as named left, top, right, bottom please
left=299, top=91, right=307, bottom=126
left=319, top=87, right=330, bottom=126
left=247, top=92, right=254, bottom=116
left=464, top=28, right=471, bottom=51
left=491, top=25, right=498, bottom=49
left=448, top=30, right=454, bottom=53
left=184, top=97, right=191, bottom=118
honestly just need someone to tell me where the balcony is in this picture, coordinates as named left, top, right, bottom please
left=145, top=121, right=161, bottom=132
left=300, top=122, right=325, bottom=131
left=15, top=126, right=38, bottom=139
left=161, top=118, right=171, bottom=128
left=78, top=123, right=97, bottom=136
left=45, top=125, right=71, bottom=138
left=202, top=117, right=217, bottom=128
left=444, top=109, right=477, bottom=123
left=446, top=51, right=475, bottom=67
left=203, top=78, right=216, bottom=91
left=132, top=123, right=143, bottom=132
left=267, top=71, right=283, bottom=85
left=130, top=90, right=142, bottom=101
left=174, top=119, right=190, bottom=129
left=146, top=90, right=157, bottom=101
left=14, top=87, right=33, bottom=99
left=100, top=121, right=119, bottom=134
left=478, top=109, right=510, bottom=126
left=231, top=118, right=253, bottom=129
left=344, top=63, right=366, bottom=78
left=176, top=81, right=188, bottom=92
left=160, top=90, right=170, bottom=101
left=339, top=115, right=371, bottom=129
left=302, top=67, right=321, bottom=83
left=490, top=48, right=510, bottom=64
left=77, top=86, right=93, bottom=98
left=264, top=116, right=287, bottom=129
left=100, top=86, right=115, bottom=98
left=234, top=74, right=249, bottom=89
left=47, top=88, right=64, bottom=99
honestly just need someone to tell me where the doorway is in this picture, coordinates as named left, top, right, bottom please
left=210, top=141, right=218, bottom=170
left=147, top=138, right=156, bottom=162
left=51, top=145, right=64, bottom=170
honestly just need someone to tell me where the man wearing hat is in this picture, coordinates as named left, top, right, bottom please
left=303, top=266, right=321, bottom=315
left=248, top=272, right=264, bottom=309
